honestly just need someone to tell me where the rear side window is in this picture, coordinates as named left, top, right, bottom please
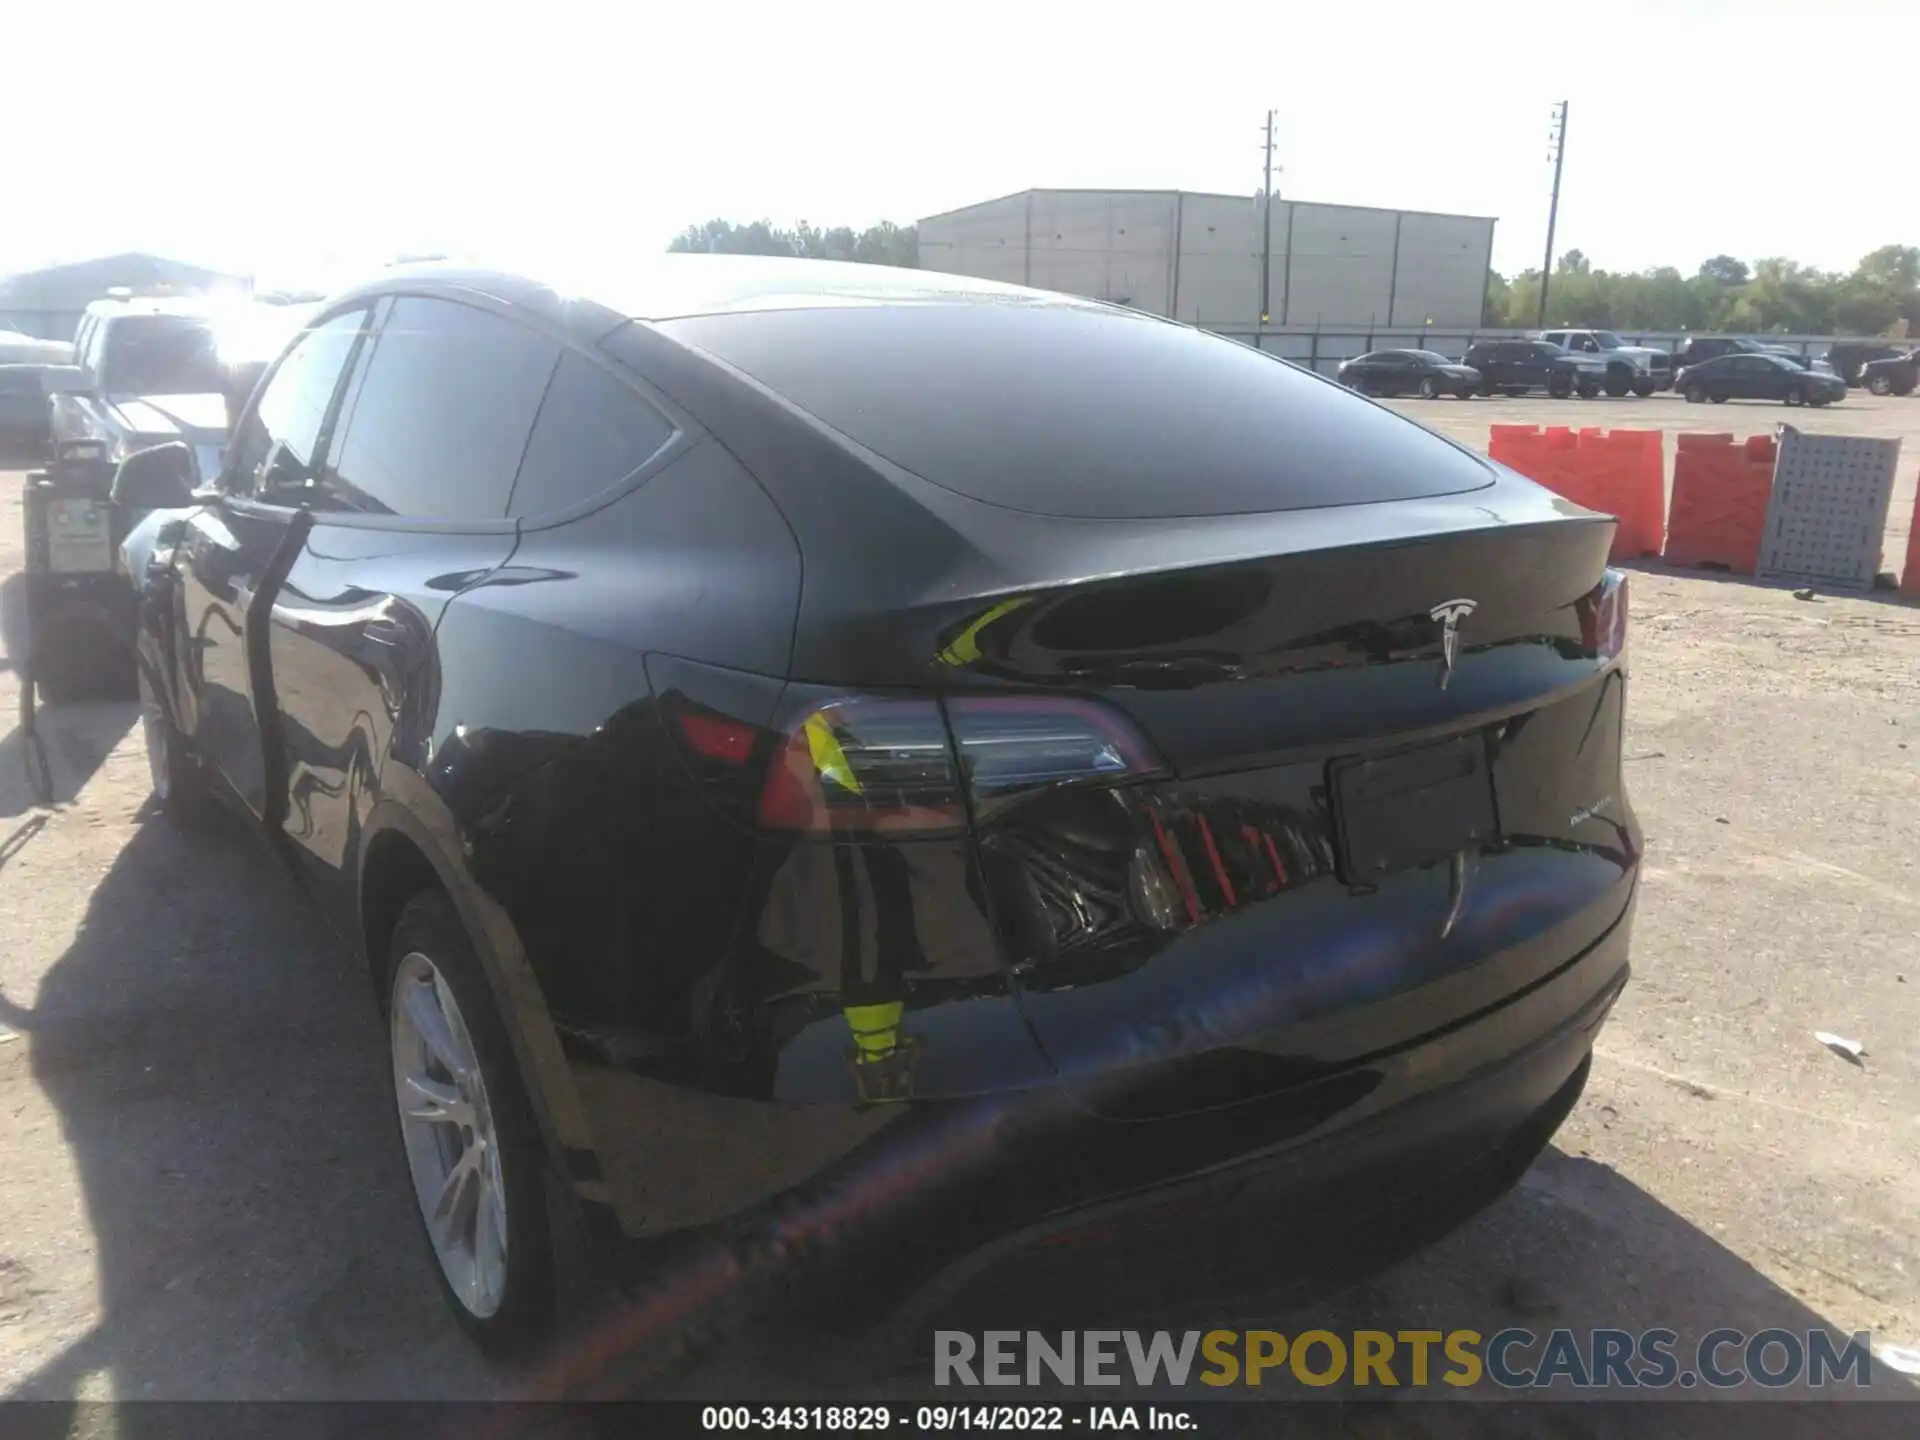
left=321, top=296, right=559, bottom=520
left=228, top=308, right=369, bottom=499
left=508, top=351, right=675, bottom=519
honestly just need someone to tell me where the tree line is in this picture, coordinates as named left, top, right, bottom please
left=1485, top=246, right=1918, bottom=336
left=669, top=218, right=1916, bottom=338
left=669, top=219, right=919, bottom=268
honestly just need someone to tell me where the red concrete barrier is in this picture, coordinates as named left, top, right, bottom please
left=1489, top=425, right=1666, bottom=561
left=1663, top=432, right=1776, bottom=575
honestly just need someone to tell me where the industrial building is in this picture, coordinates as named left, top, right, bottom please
left=917, top=189, right=1496, bottom=331
left=0, top=252, right=251, bottom=341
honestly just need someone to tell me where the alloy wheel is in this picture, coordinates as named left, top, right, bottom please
left=391, top=951, right=509, bottom=1319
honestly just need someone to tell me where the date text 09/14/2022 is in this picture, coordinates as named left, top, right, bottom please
left=701, top=1406, right=1194, bottom=1432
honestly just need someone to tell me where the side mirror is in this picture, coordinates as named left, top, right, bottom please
left=41, top=364, right=91, bottom=396
left=111, top=442, right=197, bottom=513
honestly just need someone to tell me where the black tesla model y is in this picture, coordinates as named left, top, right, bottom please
left=114, top=257, right=1639, bottom=1357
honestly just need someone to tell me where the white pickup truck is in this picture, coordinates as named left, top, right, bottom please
left=1537, top=329, right=1673, bottom=397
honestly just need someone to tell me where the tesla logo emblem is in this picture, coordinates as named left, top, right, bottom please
left=1429, top=598, right=1477, bottom=689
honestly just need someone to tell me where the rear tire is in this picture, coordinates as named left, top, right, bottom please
left=386, top=891, right=555, bottom=1356
left=1710, top=393, right=1728, bottom=404
left=1603, top=371, right=1630, bottom=398
left=1547, top=376, right=1572, bottom=399
left=1417, top=377, right=1440, bottom=399
left=1684, top=382, right=1707, bottom=404
left=1631, top=378, right=1656, bottom=397
left=1785, top=388, right=1804, bottom=407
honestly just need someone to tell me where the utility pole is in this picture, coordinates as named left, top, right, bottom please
left=1260, top=109, right=1276, bottom=326
left=1538, top=100, right=1568, bottom=329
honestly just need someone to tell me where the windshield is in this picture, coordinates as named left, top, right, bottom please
left=99, top=315, right=222, bottom=394
left=1591, top=331, right=1627, bottom=349
left=1413, top=350, right=1453, bottom=364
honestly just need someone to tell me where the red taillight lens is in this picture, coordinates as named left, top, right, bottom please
left=1577, top=568, right=1629, bottom=662
left=757, top=698, right=965, bottom=835
left=675, top=708, right=757, bottom=765
left=754, top=693, right=1165, bottom=835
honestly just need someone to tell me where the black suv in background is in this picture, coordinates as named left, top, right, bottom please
left=1858, top=349, right=1918, bottom=396
left=1824, top=342, right=1907, bottom=386
left=1462, top=339, right=1606, bottom=398
left=44, top=298, right=233, bottom=484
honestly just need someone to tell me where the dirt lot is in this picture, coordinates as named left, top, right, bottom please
left=1, top=392, right=1918, bottom=1416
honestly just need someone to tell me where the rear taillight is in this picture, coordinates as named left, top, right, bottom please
left=754, top=694, right=1165, bottom=835
left=1577, top=568, right=1629, bottom=662
left=946, top=695, right=1164, bottom=823
left=758, top=698, right=963, bottom=835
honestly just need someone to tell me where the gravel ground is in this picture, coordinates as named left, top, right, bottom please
left=0, top=391, right=1917, bottom=1418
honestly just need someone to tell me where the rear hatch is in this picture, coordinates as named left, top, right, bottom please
left=643, top=299, right=1639, bottom=1117
left=956, top=515, right=1637, bottom=1119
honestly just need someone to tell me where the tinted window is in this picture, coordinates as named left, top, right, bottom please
left=508, top=351, right=674, bottom=518
left=1528, top=343, right=1559, bottom=358
left=652, top=305, right=1493, bottom=519
left=227, top=308, right=368, bottom=499
left=81, top=317, right=109, bottom=376
left=99, top=315, right=222, bottom=394
left=322, top=296, right=559, bottom=520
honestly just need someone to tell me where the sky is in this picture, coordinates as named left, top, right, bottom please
left=6, top=0, right=1914, bottom=291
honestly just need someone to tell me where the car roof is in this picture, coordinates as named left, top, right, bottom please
left=82, top=295, right=217, bottom=321
left=328, top=254, right=1113, bottom=328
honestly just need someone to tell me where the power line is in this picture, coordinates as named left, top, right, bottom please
left=1260, top=109, right=1277, bottom=325
left=1538, top=101, right=1568, bottom=328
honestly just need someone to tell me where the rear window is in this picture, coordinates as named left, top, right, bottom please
left=653, top=305, right=1492, bottom=519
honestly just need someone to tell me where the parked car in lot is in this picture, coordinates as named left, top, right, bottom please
left=1537, top=329, right=1671, bottom=396
left=0, top=328, right=72, bottom=366
left=117, top=258, right=1639, bottom=1352
left=0, top=363, right=54, bottom=456
left=1336, top=348, right=1480, bottom=398
left=1672, top=337, right=1808, bottom=370
left=1677, top=351, right=1848, bottom=406
left=1461, top=339, right=1605, bottom=398
left=1823, top=341, right=1907, bottom=386
left=41, top=298, right=235, bottom=484
left=41, top=297, right=321, bottom=486
left=1858, top=349, right=1919, bottom=396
